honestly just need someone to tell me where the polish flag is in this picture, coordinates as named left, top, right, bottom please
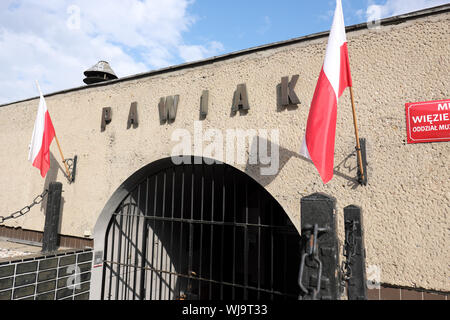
left=300, top=0, right=352, bottom=184
left=28, top=92, right=56, bottom=177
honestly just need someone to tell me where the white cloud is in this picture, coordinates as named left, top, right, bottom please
left=0, top=0, right=224, bottom=104
left=366, top=0, right=449, bottom=20
left=178, top=41, right=224, bottom=62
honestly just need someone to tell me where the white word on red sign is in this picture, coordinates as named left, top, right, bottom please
left=405, top=99, right=450, bottom=144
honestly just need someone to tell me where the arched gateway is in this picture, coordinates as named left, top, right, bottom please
left=90, top=157, right=301, bottom=300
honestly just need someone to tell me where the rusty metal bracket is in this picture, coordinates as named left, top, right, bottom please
left=357, top=138, right=368, bottom=186
left=63, top=155, right=78, bottom=183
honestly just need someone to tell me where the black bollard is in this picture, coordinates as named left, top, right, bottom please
left=42, top=182, right=62, bottom=253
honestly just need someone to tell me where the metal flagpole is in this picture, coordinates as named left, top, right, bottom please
left=35, top=80, right=72, bottom=181
left=349, top=86, right=365, bottom=184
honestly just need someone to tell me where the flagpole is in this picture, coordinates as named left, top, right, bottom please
left=35, top=81, right=72, bottom=181
left=349, top=86, right=365, bottom=183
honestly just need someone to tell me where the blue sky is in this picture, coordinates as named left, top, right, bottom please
left=184, top=1, right=366, bottom=55
left=0, top=0, right=448, bottom=104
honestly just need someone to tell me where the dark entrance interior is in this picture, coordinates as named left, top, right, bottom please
left=101, top=158, right=301, bottom=300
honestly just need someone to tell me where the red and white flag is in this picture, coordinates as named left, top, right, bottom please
left=28, top=91, right=56, bottom=177
left=300, top=0, right=352, bottom=184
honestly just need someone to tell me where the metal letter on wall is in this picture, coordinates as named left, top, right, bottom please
left=158, top=97, right=167, bottom=123
left=200, top=90, right=209, bottom=119
left=280, top=75, right=300, bottom=107
left=159, top=95, right=179, bottom=124
left=127, top=102, right=138, bottom=129
left=101, top=107, right=112, bottom=132
left=232, top=84, right=250, bottom=113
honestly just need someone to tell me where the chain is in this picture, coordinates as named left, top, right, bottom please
left=298, top=224, right=326, bottom=300
left=341, top=220, right=357, bottom=285
left=0, top=189, right=49, bottom=224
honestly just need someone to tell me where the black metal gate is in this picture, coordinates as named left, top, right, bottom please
left=101, top=159, right=301, bottom=300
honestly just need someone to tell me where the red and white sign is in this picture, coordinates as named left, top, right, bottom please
left=405, top=99, right=450, bottom=144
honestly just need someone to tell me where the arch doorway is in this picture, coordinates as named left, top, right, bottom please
left=92, top=157, right=301, bottom=300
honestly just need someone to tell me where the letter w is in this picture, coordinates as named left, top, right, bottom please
left=412, top=115, right=424, bottom=124
left=159, top=95, right=180, bottom=124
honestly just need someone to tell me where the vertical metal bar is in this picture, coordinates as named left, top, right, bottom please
left=133, top=184, right=141, bottom=300
left=128, top=201, right=134, bottom=300
left=108, top=211, right=116, bottom=300
left=257, top=193, right=261, bottom=300
left=123, top=201, right=131, bottom=300
left=220, top=166, right=226, bottom=299
left=168, top=168, right=175, bottom=300
left=359, top=138, right=368, bottom=185
left=270, top=202, right=274, bottom=300
left=244, top=181, right=249, bottom=300
left=121, top=204, right=126, bottom=300
left=149, top=175, right=158, bottom=300
left=209, top=165, right=214, bottom=299
left=130, top=200, right=137, bottom=300
left=115, top=208, right=124, bottom=300
left=178, top=166, right=185, bottom=300
left=126, top=200, right=134, bottom=299
left=101, top=214, right=114, bottom=300
left=232, top=173, right=236, bottom=299
left=139, top=178, right=149, bottom=300
left=102, top=214, right=114, bottom=299
left=159, top=172, right=167, bottom=300
left=122, top=202, right=129, bottom=300
left=188, top=166, right=195, bottom=298
left=199, top=164, right=204, bottom=299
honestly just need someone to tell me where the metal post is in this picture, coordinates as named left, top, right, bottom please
left=343, top=205, right=368, bottom=300
left=42, top=182, right=62, bottom=253
left=299, top=193, right=340, bottom=300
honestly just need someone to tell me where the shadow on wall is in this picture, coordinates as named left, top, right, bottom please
left=333, top=151, right=360, bottom=189
left=244, top=136, right=360, bottom=189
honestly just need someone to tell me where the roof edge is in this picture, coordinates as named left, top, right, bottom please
left=1, top=3, right=449, bottom=108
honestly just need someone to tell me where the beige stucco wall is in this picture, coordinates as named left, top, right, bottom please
left=0, top=12, right=449, bottom=292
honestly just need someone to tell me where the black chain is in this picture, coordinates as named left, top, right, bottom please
left=298, top=224, right=326, bottom=300
left=341, top=220, right=357, bottom=285
left=0, top=189, right=49, bottom=224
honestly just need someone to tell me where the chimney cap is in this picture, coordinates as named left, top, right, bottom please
left=83, top=61, right=118, bottom=84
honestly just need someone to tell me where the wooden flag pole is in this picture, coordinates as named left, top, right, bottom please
left=35, top=81, right=72, bottom=181
left=349, top=86, right=365, bottom=184
left=54, top=135, right=72, bottom=181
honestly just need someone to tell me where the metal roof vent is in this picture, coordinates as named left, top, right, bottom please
left=83, top=61, right=118, bottom=85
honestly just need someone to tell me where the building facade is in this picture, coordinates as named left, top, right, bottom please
left=0, top=5, right=449, bottom=299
